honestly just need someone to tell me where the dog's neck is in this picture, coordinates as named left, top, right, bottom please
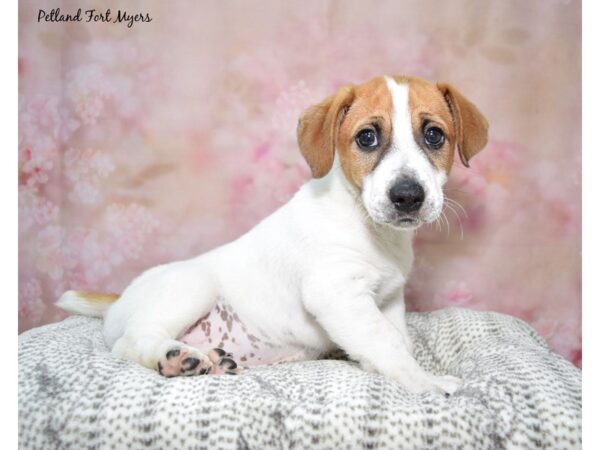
left=303, top=160, right=414, bottom=246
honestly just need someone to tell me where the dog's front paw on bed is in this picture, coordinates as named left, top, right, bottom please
left=157, top=346, right=213, bottom=377
left=430, top=374, right=463, bottom=396
left=397, top=371, right=463, bottom=396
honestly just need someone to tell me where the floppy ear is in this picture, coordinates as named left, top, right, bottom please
left=437, top=83, right=489, bottom=167
left=297, top=85, right=355, bottom=178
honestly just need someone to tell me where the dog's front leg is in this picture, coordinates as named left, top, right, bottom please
left=304, top=272, right=461, bottom=395
left=381, top=295, right=414, bottom=355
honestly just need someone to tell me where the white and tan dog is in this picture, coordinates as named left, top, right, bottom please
left=58, top=75, right=488, bottom=395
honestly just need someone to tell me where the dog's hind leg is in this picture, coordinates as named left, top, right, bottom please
left=104, top=261, right=222, bottom=377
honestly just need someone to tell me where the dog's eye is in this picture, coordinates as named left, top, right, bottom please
left=423, top=126, right=445, bottom=149
left=356, top=129, right=379, bottom=150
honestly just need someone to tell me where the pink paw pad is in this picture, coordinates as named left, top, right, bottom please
left=207, top=348, right=242, bottom=375
left=157, top=347, right=213, bottom=377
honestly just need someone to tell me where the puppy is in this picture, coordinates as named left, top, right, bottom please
left=58, top=75, right=488, bottom=394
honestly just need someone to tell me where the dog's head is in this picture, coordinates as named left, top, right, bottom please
left=297, top=76, right=488, bottom=229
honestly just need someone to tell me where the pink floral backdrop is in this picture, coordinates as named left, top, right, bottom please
left=18, top=0, right=581, bottom=367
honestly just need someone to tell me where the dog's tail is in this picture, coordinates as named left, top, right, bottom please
left=56, top=290, right=120, bottom=318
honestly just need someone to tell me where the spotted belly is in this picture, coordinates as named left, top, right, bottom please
left=178, top=300, right=308, bottom=367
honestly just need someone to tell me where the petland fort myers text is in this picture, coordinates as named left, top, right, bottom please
left=37, top=8, right=152, bottom=28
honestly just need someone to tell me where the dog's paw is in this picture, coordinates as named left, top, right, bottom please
left=207, top=348, right=242, bottom=375
left=395, top=371, right=463, bottom=396
left=431, top=374, right=462, bottom=396
left=157, top=345, right=213, bottom=377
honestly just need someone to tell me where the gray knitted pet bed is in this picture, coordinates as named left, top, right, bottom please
left=18, top=307, right=581, bottom=449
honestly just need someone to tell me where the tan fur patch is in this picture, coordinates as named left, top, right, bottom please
left=437, top=83, right=489, bottom=167
left=336, top=77, right=393, bottom=188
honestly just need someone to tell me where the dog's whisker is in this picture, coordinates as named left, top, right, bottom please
left=444, top=202, right=464, bottom=240
left=436, top=214, right=443, bottom=233
left=441, top=210, right=451, bottom=237
left=438, top=213, right=446, bottom=237
left=444, top=202, right=459, bottom=222
left=445, top=197, right=468, bottom=218
left=442, top=194, right=464, bottom=239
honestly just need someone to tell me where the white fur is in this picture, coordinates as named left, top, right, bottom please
left=59, top=78, right=461, bottom=394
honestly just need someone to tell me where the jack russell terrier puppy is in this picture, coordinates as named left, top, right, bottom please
left=58, top=75, right=488, bottom=395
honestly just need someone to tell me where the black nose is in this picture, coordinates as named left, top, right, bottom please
left=389, top=179, right=425, bottom=213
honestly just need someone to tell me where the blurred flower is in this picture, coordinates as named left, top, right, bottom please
left=19, top=140, right=55, bottom=186
left=104, top=203, right=160, bottom=260
left=19, top=278, right=45, bottom=325
left=35, top=225, right=66, bottom=280
left=19, top=95, right=79, bottom=145
left=19, top=95, right=79, bottom=189
left=64, top=148, right=115, bottom=206
left=66, top=65, right=112, bottom=125
left=19, top=186, right=58, bottom=232
left=271, top=80, right=312, bottom=132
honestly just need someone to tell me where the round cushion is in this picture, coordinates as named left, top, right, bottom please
left=18, top=307, right=581, bottom=449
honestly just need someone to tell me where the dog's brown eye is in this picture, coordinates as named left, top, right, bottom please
left=356, top=129, right=379, bottom=150
left=424, top=126, right=445, bottom=149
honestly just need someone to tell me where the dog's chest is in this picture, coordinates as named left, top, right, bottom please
left=369, top=261, right=409, bottom=305
left=366, top=235, right=413, bottom=304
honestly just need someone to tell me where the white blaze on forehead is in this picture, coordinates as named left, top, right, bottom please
left=384, top=77, right=414, bottom=156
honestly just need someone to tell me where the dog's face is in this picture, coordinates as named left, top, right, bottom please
left=297, top=76, right=488, bottom=229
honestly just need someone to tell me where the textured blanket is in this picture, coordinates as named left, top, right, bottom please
left=18, top=308, right=581, bottom=450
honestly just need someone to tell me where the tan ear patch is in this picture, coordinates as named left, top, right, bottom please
left=297, top=85, right=355, bottom=178
left=437, top=83, right=489, bottom=167
left=296, top=77, right=394, bottom=187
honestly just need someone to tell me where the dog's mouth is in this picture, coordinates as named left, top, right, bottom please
left=392, top=216, right=422, bottom=230
left=398, top=217, right=417, bottom=225
left=363, top=205, right=426, bottom=230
